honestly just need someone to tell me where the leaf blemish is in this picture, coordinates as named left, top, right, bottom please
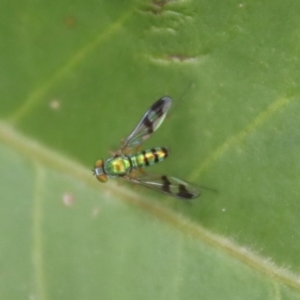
left=167, top=54, right=198, bottom=62
left=148, top=54, right=199, bottom=64
left=146, top=0, right=174, bottom=14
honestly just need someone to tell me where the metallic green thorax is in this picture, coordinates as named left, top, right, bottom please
left=103, top=147, right=168, bottom=177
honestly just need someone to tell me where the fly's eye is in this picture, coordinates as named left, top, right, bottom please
left=96, top=174, right=108, bottom=183
left=95, top=160, right=104, bottom=168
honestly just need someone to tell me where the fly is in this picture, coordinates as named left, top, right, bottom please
left=93, top=97, right=200, bottom=199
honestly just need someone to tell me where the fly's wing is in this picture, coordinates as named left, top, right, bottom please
left=130, top=173, right=200, bottom=200
left=119, top=97, right=172, bottom=153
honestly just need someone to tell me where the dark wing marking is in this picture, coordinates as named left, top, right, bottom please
left=129, top=173, right=200, bottom=200
left=119, top=97, right=172, bottom=153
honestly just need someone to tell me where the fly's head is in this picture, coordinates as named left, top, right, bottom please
left=93, top=160, right=108, bottom=182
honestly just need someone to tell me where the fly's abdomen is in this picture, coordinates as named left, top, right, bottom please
left=130, top=147, right=168, bottom=169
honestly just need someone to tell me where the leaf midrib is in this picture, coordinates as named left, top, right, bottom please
left=0, top=120, right=299, bottom=292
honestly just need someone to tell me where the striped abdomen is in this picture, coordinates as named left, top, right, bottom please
left=130, top=147, right=168, bottom=169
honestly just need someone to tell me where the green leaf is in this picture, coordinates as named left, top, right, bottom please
left=1, top=0, right=300, bottom=299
